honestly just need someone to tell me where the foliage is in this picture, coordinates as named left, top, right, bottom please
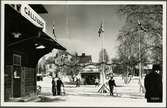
left=116, top=5, right=162, bottom=85
left=117, top=5, right=162, bottom=72
left=111, top=58, right=123, bottom=74
left=66, top=52, right=81, bottom=82
left=38, top=49, right=80, bottom=80
left=38, top=56, right=47, bottom=74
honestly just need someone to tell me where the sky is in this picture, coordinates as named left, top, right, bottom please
left=40, top=5, right=126, bottom=62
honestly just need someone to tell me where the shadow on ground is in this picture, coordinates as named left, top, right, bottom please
left=37, top=96, right=66, bottom=102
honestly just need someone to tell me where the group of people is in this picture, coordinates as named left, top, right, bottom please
left=52, top=77, right=64, bottom=96
left=50, top=64, right=162, bottom=103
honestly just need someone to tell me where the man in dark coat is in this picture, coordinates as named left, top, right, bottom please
left=108, top=76, right=116, bottom=96
left=144, top=64, right=162, bottom=102
left=57, top=77, right=64, bottom=95
left=52, top=77, right=56, bottom=96
left=76, top=78, right=80, bottom=87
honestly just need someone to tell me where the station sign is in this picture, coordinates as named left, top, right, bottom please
left=10, top=4, right=46, bottom=32
left=20, top=4, right=46, bottom=32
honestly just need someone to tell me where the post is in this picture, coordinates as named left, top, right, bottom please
left=98, top=20, right=110, bottom=93
left=102, top=27, right=104, bottom=85
left=138, top=21, right=144, bottom=93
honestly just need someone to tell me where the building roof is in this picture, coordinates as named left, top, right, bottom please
left=6, top=5, right=66, bottom=50
left=78, top=53, right=92, bottom=64
left=5, top=5, right=66, bottom=67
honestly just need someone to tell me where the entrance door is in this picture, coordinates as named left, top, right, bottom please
left=13, top=54, right=21, bottom=97
left=81, top=73, right=100, bottom=85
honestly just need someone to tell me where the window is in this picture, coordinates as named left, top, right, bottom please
left=13, top=54, right=21, bottom=66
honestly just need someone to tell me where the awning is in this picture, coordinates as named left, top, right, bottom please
left=38, top=31, right=66, bottom=51
left=5, top=4, right=66, bottom=67
left=5, top=4, right=66, bottom=51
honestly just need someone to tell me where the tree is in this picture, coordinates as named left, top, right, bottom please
left=38, top=56, right=47, bottom=74
left=66, top=52, right=80, bottom=82
left=118, top=5, right=162, bottom=65
left=117, top=5, right=162, bottom=91
left=38, top=48, right=81, bottom=82
left=111, top=58, right=123, bottom=74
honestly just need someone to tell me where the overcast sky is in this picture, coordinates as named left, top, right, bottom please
left=40, top=5, right=126, bottom=62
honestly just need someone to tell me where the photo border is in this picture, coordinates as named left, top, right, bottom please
left=1, top=0, right=166, bottom=107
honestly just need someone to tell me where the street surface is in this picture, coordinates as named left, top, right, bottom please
left=35, top=76, right=152, bottom=107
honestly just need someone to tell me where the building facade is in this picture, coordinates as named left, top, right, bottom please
left=80, top=65, right=100, bottom=85
left=77, top=53, right=100, bottom=85
left=4, top=4, right=66, bottom=101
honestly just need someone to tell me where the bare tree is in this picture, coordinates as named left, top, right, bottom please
left=117, top=5, right=162, bottom=91
left=118, top=5, right=162, bottom=65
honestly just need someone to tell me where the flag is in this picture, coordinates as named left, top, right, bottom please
left=137, top=19, right=146, bottom=32
left=98, top=23, right=104, bottom=37
left=53, top=24, right=56, bottom=38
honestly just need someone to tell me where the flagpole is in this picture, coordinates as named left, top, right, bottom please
left=98, top=20, right=109, bottom=93
left=102, top=20, right=104, bottom=85
left=99, top=22, right=104, bottom=85
left=101, top=26, right=104, bottom=85
left=53, top=20, right=56, bottom=39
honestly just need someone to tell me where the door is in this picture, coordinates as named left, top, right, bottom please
left=13, top=54, right=21, bottom=97
left=81, top=73, right=100, bottom=85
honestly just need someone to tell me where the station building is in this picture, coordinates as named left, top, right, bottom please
left=4, top=4, right=66, bottom=101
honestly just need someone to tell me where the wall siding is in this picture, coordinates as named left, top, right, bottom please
left=4, top=66, right=37, bottom=101
left=24, top=67, right=36, bottom=96
left=4, top=65, right=13, bottom=101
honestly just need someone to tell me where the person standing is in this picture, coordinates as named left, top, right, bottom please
left=108, top=76, right=116, bottom=96
left=144, top=64, right=162, bottom=102
left=57, top=77, right=64, bottom=95
left=76, top=78, right=80, bottom=87
left=52, top=77, right=56, bottom=96
left=95, top=77, right=99, bottom=87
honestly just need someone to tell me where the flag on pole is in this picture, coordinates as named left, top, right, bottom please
left=98, top=23, right=104, bottom=37
left=137, top=20, right=146, bottom=32
left=53, top=23, right=56, bottom=38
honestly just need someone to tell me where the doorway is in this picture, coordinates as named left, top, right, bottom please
left=81, top=73, right=100, bottom=85
left=13, top=54, right=21, bottom=97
